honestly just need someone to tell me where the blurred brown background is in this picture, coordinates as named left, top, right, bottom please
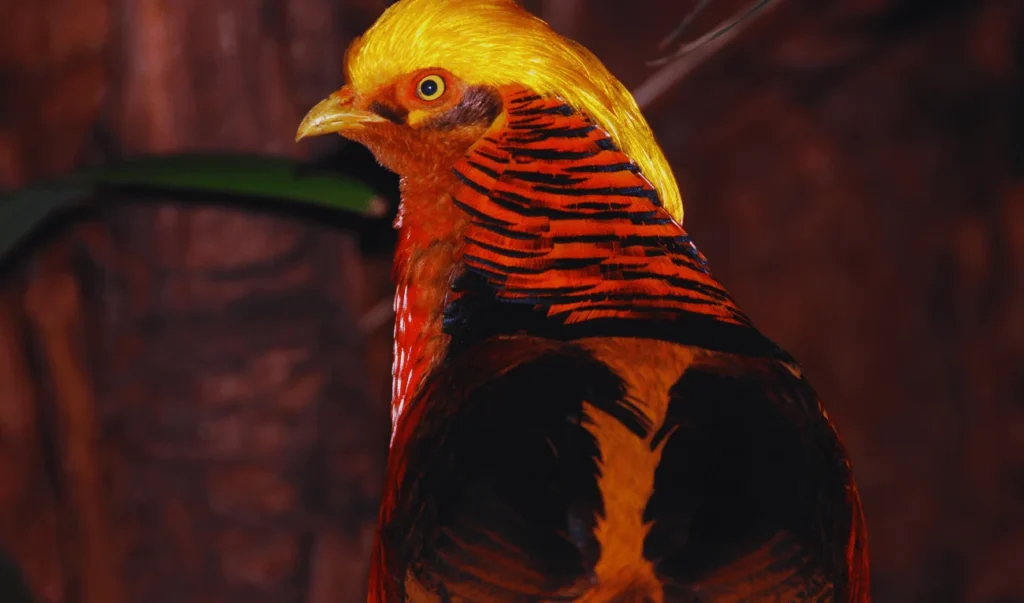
left=0, top=0, right=1021, bottom=601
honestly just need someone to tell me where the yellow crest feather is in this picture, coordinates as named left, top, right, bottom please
left=345, top=0, right=684, bottom=223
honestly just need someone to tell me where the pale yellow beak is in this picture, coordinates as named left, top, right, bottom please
left=295, top=87, right=386, bottom=142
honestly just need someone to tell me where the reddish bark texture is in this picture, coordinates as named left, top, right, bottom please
left=1, top=1, right=391, bottom=602
left=0, top=0, right=1022, bottom=602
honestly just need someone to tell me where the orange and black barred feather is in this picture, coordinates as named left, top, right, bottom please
left=453, top=89, right=747, bottom=325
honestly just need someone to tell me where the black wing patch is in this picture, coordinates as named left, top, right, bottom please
left=382, top=345, right=641, bottom=601
left=644, top=363, right=857, bottom=601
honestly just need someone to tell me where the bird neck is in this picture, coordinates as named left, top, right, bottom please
left=388, top=86, right=778, bottom=435
left=389, top=174, right=469, bottom=433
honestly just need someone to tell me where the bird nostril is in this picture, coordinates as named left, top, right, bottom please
left=332, top=85, right=357, bottom=106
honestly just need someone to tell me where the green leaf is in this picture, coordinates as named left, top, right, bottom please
left=0, top=179, right=93, bottom=263
left=0, top=153, right=383, bottom=265
left=81, top=153, right=381, bottom=215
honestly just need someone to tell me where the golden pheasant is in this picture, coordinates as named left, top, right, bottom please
left=296, top=1, right=870, bottom=601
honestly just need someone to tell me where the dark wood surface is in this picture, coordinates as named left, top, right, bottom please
left=0, top=0, right=1021, bottom=601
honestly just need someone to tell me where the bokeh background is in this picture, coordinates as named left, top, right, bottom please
left=1, top=0, right=1022, bottom=601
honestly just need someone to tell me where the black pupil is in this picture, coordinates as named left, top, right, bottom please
left=420, top=79, right=439, bottom=97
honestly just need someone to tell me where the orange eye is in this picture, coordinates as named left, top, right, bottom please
left=415, top=75, right=446, bottom=101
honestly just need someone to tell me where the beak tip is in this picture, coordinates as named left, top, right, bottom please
left=294, top=113, right=325, bottom=143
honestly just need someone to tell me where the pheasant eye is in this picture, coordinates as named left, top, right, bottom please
left=416, top=75, right=446, bottom=101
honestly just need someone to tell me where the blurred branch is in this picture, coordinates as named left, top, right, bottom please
left=633, top=0, right=784, bottom=109
left=657, top=0, right=715, bottom=53
left=24, top=261, right=123, bottom=603
left=0, top=293, right=64, bottom=603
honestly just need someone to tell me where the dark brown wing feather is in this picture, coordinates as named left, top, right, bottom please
left=645, top=358, right=868, bottom=602
left=377, top=338, right=643, bottom=601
